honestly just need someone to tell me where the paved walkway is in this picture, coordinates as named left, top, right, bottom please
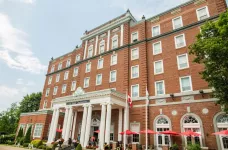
left=0, top=145, right=26, bottom=150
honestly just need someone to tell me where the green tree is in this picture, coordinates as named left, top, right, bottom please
left=17, top=128, right=24, bottom=138
left=189, top=10, right=228, bottom=111
left=24, top=126, right=32, bottom=143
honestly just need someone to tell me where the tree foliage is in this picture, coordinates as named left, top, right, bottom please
left=24, top=126, right=32, bottom=143
left=17, top=128, right=24, bottom=138
left=189, top=10, right=228, bottom=111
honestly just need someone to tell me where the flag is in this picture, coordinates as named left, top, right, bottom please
left=128, top=93, right=132, bottom=108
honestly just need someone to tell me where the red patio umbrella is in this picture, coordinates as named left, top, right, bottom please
left=140, top=129, right=157, bottom=134
left=56, top=129, right=62, bottom=133
left=212, top=130, right=228, bottom=135
left=160, top=130, right=180, bottom=136
left=94, top=130, right=100, bottom=133
left=119, top=130, right=139, bottom=135
left=181, top=130, right=200, bottom=136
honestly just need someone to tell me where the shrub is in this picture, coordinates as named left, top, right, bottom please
left=187, top=144, right=201, bottom=150
left=17, top=128, right=24, bottom=138
left=24, top=126, right=32, bottom=143
left=52, top=142, right=58, bottom=150
left=170, top=143, right=179, bottom=150
left=38, top=145, right=45, bottom=149
left=31, top=139, right=43, bottom=148
left=0, top=134, right=16, bottom=144
left=46, top=147, right=52, bottom=150
left=76, top=144, right=82, bottom=150
left=7, top=140, right=14, bottom=145
left=19, top=137, right=25, bottom=145
left=23, top=143, right=29, bottom=147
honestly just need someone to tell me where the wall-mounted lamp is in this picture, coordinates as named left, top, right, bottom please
left=170, top=93, right=174, bottom=100
left=199, top=89, right=204, bottom=97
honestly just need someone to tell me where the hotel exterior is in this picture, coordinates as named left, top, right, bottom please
left=18, top=0, right=228, bottom=149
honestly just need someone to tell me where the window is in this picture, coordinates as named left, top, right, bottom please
left=112, top=35, right=118, bottom=49
left=99, top=41, right=105, bottom=54
left=84, top=77, right=90, bottom=88
left=131, top=84, right=139, bottom=97
left=111, top=54, right=117, bottom=65
left=175, top=34, right=186, bottom=49
left=131, top=32, right=138, bottom=43
left=75, top=54, right=80, bottom=62
left=177, top=54, right=189, bottom=69
left=50, top=65, right=55, bottom=73
left=53, top=86, right=58, bottom=95
left=110, top=70, right=117, bottom=82
left=43, top=101, right=47, bottom=109
left=48, top=76, right=52, bottom=85
left=154, top=60, right=164, bottom=74
left=58, top=62, right=62, bottom=70
left=155, top=80, right=165, bottom=95
left=97, top=58, right=103, bottom=69
left=152, top=25, right=160, bottom=37
left=215, top=114, right=228, bottom=150
left=131, top=48, right=139, bottom=60
left=96, top=74, right=102, bottom=85
left=56, top=74, right=60, bottom=82
left=18, top=124, right=26, bottom=133
left=73, top=67, right=79, bottom=77
left=110, top=124, right=114, bottom=141
left=131, top=65, right=139, bottom=79
left=153, top=41, right=162, bottom=55
left=66, top=59, right=71, bottom=67
left=64, top=71, right=69, bottom=80
left=87, top=45, right=93, bottom=58
left=180, top=76, right=192, bottom=92
left=62, top=84, right=67, bottom=93
left=45, top=88, right=50, bottom=97
left=172, top=16, right=183, bottom=30
left=130, top=123, right=140, bottom=143
left=33, top=124, right=43, bottom=138
left=25, top=124, right=33, bottom=134
left=86, top=62, right=91, bottom=73
left=71, top=81, right=76, bottom=91
left=196, top=6, right=209, bottom=21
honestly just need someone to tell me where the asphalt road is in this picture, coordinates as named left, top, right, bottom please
left=0, top=145, right=26, bottom=150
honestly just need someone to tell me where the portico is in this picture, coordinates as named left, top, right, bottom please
left=47, top=87, right=127, bottom=149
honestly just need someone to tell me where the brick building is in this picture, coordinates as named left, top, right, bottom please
left=18, top=0, right=228, bottom=149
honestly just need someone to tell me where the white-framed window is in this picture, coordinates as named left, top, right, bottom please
left=180, top=76, right=192, bottom=92
left=18, top=124, right=26, bottom=134
left=73, top=67, right=79, bottom=77
left=196, top=6, right=210, bottom=21
left=66, top=59, right=71, bottom=67
left=62, top=84, right=67, bottom=93
left=177, top=54, right=189, bottom=70
left=53, top=86, right=58, bottom=95
left=174, top=34, right=186, bottom=49
left=33, top=123, right=43, bottom=138
left=153, top=41, right=162, bottom=55
left=131, top=32, right=138, bottom=43
left=97, top=58, right=104, bottom=69
left=50, top=65, right=55, bottom=73
left=154, top=60, right=164, bottom=75
left=111, top=54, right=117, bottom=66
left=25, top=124, right=33, bottom=134
left=155, top=80, right=165, bottom=95
left=75, top=54, right=81, bottom=63
left=85, top=62, right=91, bottom=73
left=56, top=74, right=60, bottom=82
left=58, top=62, right=62, bottom=70
left=131, top=48, right=139, bottom=60
left=131, top=65, right=139, bottom=79
left=84, top=77, right=90, bottom=88
left=99, top=40, right=105, bottom=54
left=110, top=70, right=117, bottom=82
left=87, top=45, right=93, bottom=58
left=45, top=88, right=50, bottom=97
left=43, top=101, right=47, bottom=109
left=48, top=76, right=52, bottom=85
left=64, top=71, right=69, bottom=80
left=215, top=114, right=228, bottom=150
left=110, top=124, right=114, bottom=141
left=152, top=25, right=160, bottom=37
left=96, top=74, right=102, bottom=85
left=71, top=81, right=76, bottom=91
left=130, top=122, right=140, bottom=143
left=112, top=35, right=118, bottom=49
left=131, top=84, right=139, bottom=97
left=172, top=16, right=183, bottom=30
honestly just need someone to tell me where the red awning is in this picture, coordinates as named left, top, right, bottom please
left=119, top=130, right=138, bottom=135
left=160, top=130, right=179, bottom=136
left=140, top=129, right=157, bottom=134
left=212, top=130, right=228, bottom=135
left=181, top=130, right=200, bottom=136
left=56, top=129, right=62, bottom=133
left=94, top=130, right=100, bottom=133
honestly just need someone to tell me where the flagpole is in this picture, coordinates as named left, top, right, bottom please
left=123, top=89, right=128, bottom=150
left=145, top=86, right=149, bottom=150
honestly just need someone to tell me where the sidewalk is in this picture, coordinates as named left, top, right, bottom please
left=0, top=145, right=27, bottom=150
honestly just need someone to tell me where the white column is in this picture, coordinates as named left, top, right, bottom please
left=123, top=106, right=129, bottom=150
left=71, top=111, right=78, bottom=139
left=120, top=24, right=124, bottom=46
left=47, top=109, right=56, bottom=143
left=83, top=40, right=88, bottom=59
left=94, top=35, right=98, bottom=55
left=83, top=105, right=93, bottom=147
left=99, top=104, right=106, bottom=149
left=118, top=108, right=123, bottom=141
left=62, top=107, right=69, bottom=138
left=51, top=108, right=60, bottom=141
left=105, top=103, right=112, bottom=144
left=80, top=105, right=88, bottom=145
left=107, top=30, right=110, bottom=51
left=64, top=106, right=73, bottom=141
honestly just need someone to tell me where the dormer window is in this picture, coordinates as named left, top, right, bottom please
left=131, top=32, right=138, bottom=43
left=112, top=35, right=118, bottom=49
left=99, top=40, right=105, bottom=54
left=87, top=45, right=93, bottom=58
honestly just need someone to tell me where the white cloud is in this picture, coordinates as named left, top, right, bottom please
left=16, top=78, right=35, bottom=86
left=0, top=85, right=19, bottom=97
left=0, top=0, right=36, bottom=4
left=0, top=13, right=47, bottom=74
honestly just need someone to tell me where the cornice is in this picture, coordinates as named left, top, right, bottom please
left=20, top=110, right=53, bottom=116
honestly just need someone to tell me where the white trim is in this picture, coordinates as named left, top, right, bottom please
left=75, top=54, right=81, bottom=63
left=174, top=33, right=186, bottom=49
left=112, top=35, right=118, bottom=49
left=83, top=40, right=88, bottom=59
left=87, top=45, right=94, bottom=58
left=97, top=58, right=104, bottom=69
left=99, top=40, right=105, bottom=54
left=45, top=88, right=50, bottom=97
left=33, top=123, right=44, bottom=138
left=64, top=71, right=69, bottom=80
left=48, top=76, right=52, bottom=85
left=131, top=65, right=139, bottom=79
left=120, top=24, right=124, bottom=46
left=94, top=35, right=98, bottom=55
left=152, top=25, right=160, bottom=37
left=53, top=86, right=58, bottom=95
left=43, top=100, right=47, bottom=109
left=85, top=62, right=91, bottom=73
left=56, top=73, right=60, bottom=82
left=62, top=84, right=67, bottom=93
left=130, top=122, right=140, bottom=144
left=131, top=48, right=139, bottom=60
left=66, top=59, right=71, bottom=67
left=50, top=65, right=55, bottom=73
left=84, top=77, right=90, bottom=88
left=196, top=6, right=210, bottom=21
left=110, top=54, right=118, bottom=66
left=71, top=81, right=77, bottom=91
left=109, top=70, right=117, bottom=83
left=73, top=67, right=79, bottom=77
left=153, top=41, right=162, bottom=55
left=58, top=62, right=62, bottom=70
left=107, top=30, right=110, bottom=51
left=177, top=53, right=189, bottom=70
left=131, top=31, right=138, bottom=43
left=172, top=16, right=183, bottom=30
left=154, top=60, right=164, bottom=75
left=131, top=84, right=139, bottom=98
left=179, top=76, right=193, bottom=92
left=154, top=80, right=165, bottom=95
left=96, top=74, right=102, bottom=85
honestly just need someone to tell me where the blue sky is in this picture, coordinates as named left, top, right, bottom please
left=0, top=0, right=227, bottom=112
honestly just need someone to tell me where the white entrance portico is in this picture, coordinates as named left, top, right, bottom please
left=47, top=87, right=127, bottom=149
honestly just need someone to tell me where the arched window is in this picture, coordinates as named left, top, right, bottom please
left=155, top=116, right=171, bottom=148
left=99, top=40, right=105, bottom=54
left=216, top=114, right=228, bottom=150
left=182, top=115, right=202, bottom=146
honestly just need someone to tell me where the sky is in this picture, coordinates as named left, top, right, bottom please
left=0, top=0, right=227, bottom=112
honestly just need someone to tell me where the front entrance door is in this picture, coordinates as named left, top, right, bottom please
left=93, top=126, right=99, bottom=140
